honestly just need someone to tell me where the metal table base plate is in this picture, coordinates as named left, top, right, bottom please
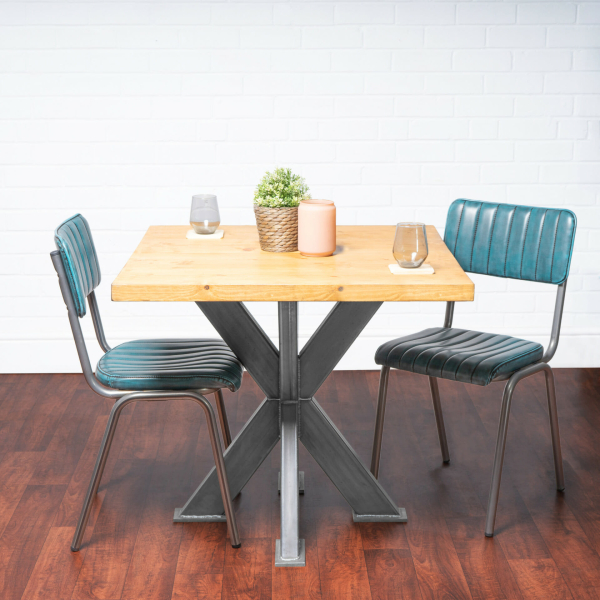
left=352, top=508, right=408, bottom=522
left=173, top=508, right=226, bottom=522
left=275, top=539, right=306, bottom=567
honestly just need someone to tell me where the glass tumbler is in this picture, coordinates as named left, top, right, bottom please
left=190, top=194, right=220, bottom=234
left=393, top=222, right=428, bottom=268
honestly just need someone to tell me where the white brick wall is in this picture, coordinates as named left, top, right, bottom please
left=1, top=1, right=599, bottom=373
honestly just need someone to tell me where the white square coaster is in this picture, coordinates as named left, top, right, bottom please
left=186, top=229, right=224, bottom=240
left=388, top=263, right=434, bottom=275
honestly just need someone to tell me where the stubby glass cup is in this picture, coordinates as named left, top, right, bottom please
left=190, top=194, right=220, bottom=234
left=393, top=222, right=428, bottom=268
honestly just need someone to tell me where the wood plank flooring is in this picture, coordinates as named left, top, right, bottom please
left=0, top=369, right=599, bottom=599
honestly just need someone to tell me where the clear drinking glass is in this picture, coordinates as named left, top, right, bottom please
left=393, top=222, right=428, bottom=268
left=190, top=194, right=220, bottom=234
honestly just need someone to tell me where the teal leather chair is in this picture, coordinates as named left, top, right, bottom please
left=51, top=214, right=241, bottom=551
left=370, top=200, right=576, bottom=536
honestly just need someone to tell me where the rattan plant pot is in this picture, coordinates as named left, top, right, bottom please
left=254, top=206, right=298, bottom=252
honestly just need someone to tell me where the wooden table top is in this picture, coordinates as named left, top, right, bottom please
left=112, top=225, right=474, bottom=302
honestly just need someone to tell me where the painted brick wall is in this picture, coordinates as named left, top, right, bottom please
left=1, top=1, right=599, bottom=372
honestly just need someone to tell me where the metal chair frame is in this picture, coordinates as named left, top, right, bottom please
left=370, top=280, right=567, bottom=537
left=50, top=251, right=240, bottom=551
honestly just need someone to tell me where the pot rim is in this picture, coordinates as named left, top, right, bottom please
left=300, top=199, right=334, bottom=206
left=254, top=204, right=299, bottom=210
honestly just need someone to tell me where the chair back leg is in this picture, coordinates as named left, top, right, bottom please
left=72, top=394, right=134, bottom=551
left=428, top=377, right=450, bottom=464
left=215, top=389, right=232, bottom=449
left=370, top=367, right=390, bottom=478
left=544, top=368, right=565, bottom=491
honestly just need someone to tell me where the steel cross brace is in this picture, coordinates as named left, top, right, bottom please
left=174, top=301, right=407, bottom=566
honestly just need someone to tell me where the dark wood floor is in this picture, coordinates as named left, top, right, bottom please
left=1, top=370, right=600, bottom=599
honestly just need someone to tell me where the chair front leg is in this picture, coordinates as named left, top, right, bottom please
left=428, top=377, right=450, bottom=464
left=485, top=363, right=566, bottom=537
left=187, top=391, right=241, bottom=547
left=370, top=366, right=390, bottom=479
left=485, top=374, right=518, bottom=537
left=544, top=367, right=565, bottom=491
left=214, top=389, right=232, bottom=449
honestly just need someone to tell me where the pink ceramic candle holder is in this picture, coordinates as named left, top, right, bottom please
left=298, top=199, right=336, bottom=257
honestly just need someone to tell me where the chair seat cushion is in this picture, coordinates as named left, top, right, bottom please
left=96, top=339, right=243, bottom=392
left=375, top=328, right=543, bottom=386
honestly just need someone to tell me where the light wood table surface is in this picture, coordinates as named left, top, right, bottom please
left=112, top=225, right=474, bottom=303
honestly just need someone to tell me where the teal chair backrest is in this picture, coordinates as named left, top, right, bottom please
left=54, top=214, right=101, bottom=317
left=444, top=200, right=576, bottom=285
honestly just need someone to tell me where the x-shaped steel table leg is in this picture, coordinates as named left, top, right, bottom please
left=174, top=301, right=407, bottom=566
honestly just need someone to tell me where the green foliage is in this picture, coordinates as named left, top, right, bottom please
left=253, top=167, right=311, bottom=208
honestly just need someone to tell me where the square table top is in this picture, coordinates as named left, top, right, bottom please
left=112, top=225, right=474, bottom=303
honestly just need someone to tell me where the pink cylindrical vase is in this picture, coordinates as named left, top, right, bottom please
left=298, top=199, right=336, bottom=257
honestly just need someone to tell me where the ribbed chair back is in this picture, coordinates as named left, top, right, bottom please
left=444, top=199, right=576, bottom=285
left=54, top=214, right=101, bottom=317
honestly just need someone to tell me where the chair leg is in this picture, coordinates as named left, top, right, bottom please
left=544, top=367, right=565, bottom=491
left=214, top=389, right=232, bottom=449
left=485, top=375, right=519, bottom=537
left=72, top=391, right=241, bottom=552
left=428, top=377, right=450, bottom=464
left=191, top=392, right=240, bottom=548
left=371, top=366, right=390, bottom=479
left=485, top=364, right=566, bottom=537
left=71, top=394, right=134, bottom=552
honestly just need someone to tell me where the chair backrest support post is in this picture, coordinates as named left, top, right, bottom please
left=51, top=251, right=121, bottom=399
left=88, top=291, right=111, bottom=353
left=542, top=280, right=567, bottom=364
left=443, top=302, right=455, bottom=328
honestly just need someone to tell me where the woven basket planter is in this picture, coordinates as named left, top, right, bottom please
left=254, top=206, right=298, bottom=252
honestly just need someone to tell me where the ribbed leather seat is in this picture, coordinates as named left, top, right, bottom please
left=375, top=327, right=543, bottom=387
left=96, top=338, right=243, bottom=392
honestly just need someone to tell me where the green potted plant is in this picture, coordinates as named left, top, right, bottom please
left=253, top=167, right=311, bottom=252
